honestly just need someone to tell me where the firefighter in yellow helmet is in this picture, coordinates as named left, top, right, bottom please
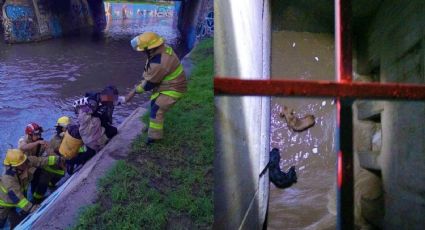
left=0, top=149, right=63, bottom=228
left=30, top=116, right=70, bottom=204
left=122, top=32, right=187, bottom=145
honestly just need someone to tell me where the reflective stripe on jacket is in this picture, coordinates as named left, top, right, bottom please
left=142, top=45, right=187, bottom=99
left=0, top=156, right=56, bottom=211
left=44, top=135, right=66, bottom=175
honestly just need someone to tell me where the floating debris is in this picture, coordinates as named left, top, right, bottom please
left=322, top=101, right=326, bottom=106
left=292, top=42, right=296, bottom=47
left=312, top=148, right=318, bottom=154
left=315, top=56, right=319, bottom=62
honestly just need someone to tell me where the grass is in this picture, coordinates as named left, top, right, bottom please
left=73, top=38, right=213, bottom=229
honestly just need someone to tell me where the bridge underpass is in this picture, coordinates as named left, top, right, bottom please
left=0, top=0, right=212, bottom=49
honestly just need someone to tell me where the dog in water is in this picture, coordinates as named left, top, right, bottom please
left=280, top=106, right=315, bottom=132
left=269, top=148, right=297, bottom=189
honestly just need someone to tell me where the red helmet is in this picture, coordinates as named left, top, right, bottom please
left=25, top=122, right=43, bottom=135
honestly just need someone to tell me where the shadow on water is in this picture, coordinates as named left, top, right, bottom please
left=0, top=2, right=188, bottom=171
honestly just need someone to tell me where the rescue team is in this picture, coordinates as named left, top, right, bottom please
left=0, top=32, right=187, bottom=228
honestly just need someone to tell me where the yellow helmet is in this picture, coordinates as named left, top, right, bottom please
left=130, top=32, right=164, bottom=51
left=3, top=149, right=27, bottom=167
left=57, top=116, right=70, bottom=128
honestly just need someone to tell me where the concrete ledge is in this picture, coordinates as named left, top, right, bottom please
left=17, top=106, right=147, bottom=229
left=357, top=101, right=383, bottom=121
left=357, top=151, right=381, bottom=171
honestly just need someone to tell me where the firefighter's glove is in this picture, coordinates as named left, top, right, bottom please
left=117, top=96, right=126, bottom=105
left=135, top=84, right=144, bottom=94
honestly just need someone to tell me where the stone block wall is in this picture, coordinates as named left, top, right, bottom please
left=355, top=0, right=425, bottom=228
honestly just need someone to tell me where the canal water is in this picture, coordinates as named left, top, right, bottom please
left=268, top=31, right=337, bottom=229
left=0, top=2, right=187, bottom=170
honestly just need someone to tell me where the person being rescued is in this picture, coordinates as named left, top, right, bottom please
left=0, top=149, right=63, bottom=228
left=27, top=117, right=70, bottom=204
left=121, top=32, right=187, bottom=145
left=18, top=123, right=51, bottom=204
left=86, top=85, right=119, bottom=139
left=67, top=91, right=118, bottom=174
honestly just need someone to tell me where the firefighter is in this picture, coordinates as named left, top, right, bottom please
left=18, top=122, right=48, bottom=157
left=123, top=32, right=187, bottom=145
left=18, top=122, right=50, bottom=203
left=0, top=149, right=63, bottom=228
left=30, top=116, right=70, bottom=203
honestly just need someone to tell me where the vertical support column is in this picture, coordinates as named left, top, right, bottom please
left=335, top=0, right=353, bottom=229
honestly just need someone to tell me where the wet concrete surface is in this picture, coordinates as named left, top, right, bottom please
left=268, top=31, right=337, bottom=229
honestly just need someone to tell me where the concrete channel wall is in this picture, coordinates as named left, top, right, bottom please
left=354, top=0, right=425, bottom=228
left=214, top=0, right=271, bottom=229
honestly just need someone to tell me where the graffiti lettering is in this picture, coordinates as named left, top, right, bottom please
left=105, top=3, right=175, bottom=20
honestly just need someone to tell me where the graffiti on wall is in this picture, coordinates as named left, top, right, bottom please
left=105, top=3, right=176, bottom=20
left=71, top=1, right=89, bottom=19
left=5, top=5, right=34, bottom=20
left=196, top=10, right=213, bottom=39
left=49, top=17, right=62, bottom=37
left=69, top=0, right=88, bottom=30
left=3, top=5, right=37, bottom=42
left=195, top=0, right=214, bottom=40
left=183, top=0, right=213, bottom=50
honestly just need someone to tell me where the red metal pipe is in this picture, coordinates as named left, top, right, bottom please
left=336, top=0, right=352, bottom=83
left=336, top=0, right=353, bottom=229
left=214, top=78, right=425, bottom=100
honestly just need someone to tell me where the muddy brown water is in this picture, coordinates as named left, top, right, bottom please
left=0, top=2, right=187, bottom=170
left=268, top=31, right=337, bottom=229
